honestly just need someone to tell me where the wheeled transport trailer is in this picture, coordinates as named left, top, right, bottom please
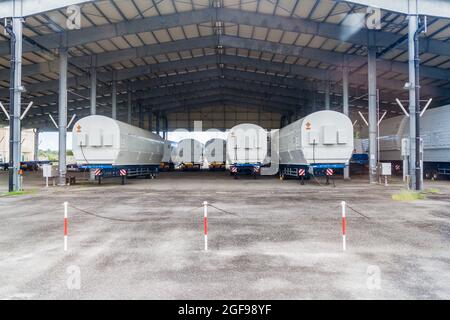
left=278, top=110, right=354, bottom=184
left=226, top=123, right=269, bottom=179
left=373, top=105, right=450, bottom=180
left=172, top=139, right=204, bottom=171
left=72, top=115, right=165, bottom=185
left=80, top=164, right=159, bottom=185
left=279, top=164, right=345, bottom=185
left=229, top=163, right=263, bottom=179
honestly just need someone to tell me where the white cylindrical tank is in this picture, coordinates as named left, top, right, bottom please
left=226, top=123, right=268, bottom=166
left=161, top=140, right=178, bottom=163
left=279, top=110, right=354, bottom=165
left=72, top=115, right=164, bottom=166
left=205, top=138, right=226, bottom=164
left=172, top=139, right=204, bottom=165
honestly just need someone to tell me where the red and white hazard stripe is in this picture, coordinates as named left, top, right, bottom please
left=253, top=166, right=260, bottom=173
left=298, top=168, right=306, bottom=176
left=94, top=168, right=102, bottom=176
left=341, top=201, right=346, bottom=251
left=326, top=168, right=334, bottom=176
left=119, top=169, right=127, bottom=176
left=231, top=166, right=237, bottom=173
left=203, top=201, right=208, bottom=251
left=64, top=202, right=68, bottom=252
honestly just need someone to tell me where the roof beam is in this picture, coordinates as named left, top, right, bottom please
left=3, top=6, right=449, bottom=57
left=2, top=34, right=448, bottom=97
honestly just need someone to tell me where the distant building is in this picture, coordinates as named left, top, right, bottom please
left=0, top=127, right=36, bottom=163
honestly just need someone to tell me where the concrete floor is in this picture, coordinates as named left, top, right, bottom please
left=0, top=170, right=449, bottom=299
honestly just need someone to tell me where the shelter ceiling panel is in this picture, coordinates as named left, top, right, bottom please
left=275, top=0, right=298, bottom=17
left=153, top=29, right=173, bottom=43
left=156, top=0, right=177, bottom=15
left=238, top=25, right=253, bottom=38
left=173, top=0, right=194, bottom=12
left=198, top=23, right=214, bottom=36
left=123, top=34, right=145, bottom=47
left=240, top=1, right=258, bottom=12
left=295, top=33, right=314, bottom=46
left=311, top=0, right=336, bottom=22
left=266, top=29, right=284, bottom=43
left=224, top=22, right=238, bottom=36
left=280, top=31, right=300, bottom=45
left=109, top=37, right=132, bottom=50
left=168, top=27, right=186, bottom=41
left=183, top=24, right=201, bottom=38
left=308, top=35, right=328, bottom=49
left=293, top=0, right=316, bottom=18
left=252, top=26, right=269, bottom=41
left=136, top=32, right=158, bottom=45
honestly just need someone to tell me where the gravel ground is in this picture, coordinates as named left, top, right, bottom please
left=0, top=170, right=449, bottom=299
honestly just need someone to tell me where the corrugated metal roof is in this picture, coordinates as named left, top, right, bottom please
left=0, top=0, right=448, bottom=128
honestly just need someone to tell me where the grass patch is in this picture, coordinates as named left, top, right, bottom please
left=0, top=189, right=37, bottom=197
left=392, top=190, right=426, bottom=201
left=422, top=188, right=440, bottom=194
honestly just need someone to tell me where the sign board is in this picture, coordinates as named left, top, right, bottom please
left=379, top=163, right=392, bottom=176
left=42, top=164, right=57, bottom=178
left=401, top=138, right=410, bottom=157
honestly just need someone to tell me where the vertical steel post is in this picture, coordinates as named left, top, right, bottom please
left=111, top=71, right=117, bottom=120
left=312, top=82, right=317, bottom=113
left=138, top=102, right=143, bottom=128
left=90, top=66, right=96, bottom=115
left=148, top=108, right=153, bottom=132
left=408, top=4, right=418, bottom=190
left=156, top=111, right=160, bottom=136
left=368, top=41, right=378, bottom=184
left=8, top=16, right=23, bottom=192
left=342, top=58, right=350, bottom=180
left=325, top=80, right=330, bottom=110
left=34, top=128, right=39, bottom=161
left=127, top=82, right=132, bottom=124
left=58, top=47, right=68, bottom=186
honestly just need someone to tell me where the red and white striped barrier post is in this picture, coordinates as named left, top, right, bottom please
left=203, top=201, right=208, bottom=251
left=64, top=201, right=68, bottom=252
left=341, top=201, right=346, bottom=251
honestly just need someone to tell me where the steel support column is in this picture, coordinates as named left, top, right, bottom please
left=408, top=4, right=422, bottom=190
left=156, top=111, right=160, bottom=136
left=138, top=102, right=143, bottom=128
left=343, top=59, right=350, bottom=180
left=58, top=47, right=68, bottom=186
left=90, top=66, right=96, bottom=115
left=368, top=43, right=378, bottom=184
left=127, top=82, right=132, bottom=124
left=8, top=16, right=22, bottom=192
left=111, top=71, right=117, bottom=119
left=148, top=107, right=153, bottom=132
left=325, top=80, right=330, bottom=110
left=34, top=128, right=39, bottom=161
